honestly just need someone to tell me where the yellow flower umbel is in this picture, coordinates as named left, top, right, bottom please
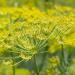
left=49, top=56, right=60, bottom=67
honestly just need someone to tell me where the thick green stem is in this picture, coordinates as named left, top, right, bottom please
left=11, top=53, right=16, bottom=75
left=60, top=44, right=66, bottom=75
left=12, top=59, right=16, bottom=75
left=59, top=37, right=66, bottom=75
left=34, top=54, right=39, bottom=75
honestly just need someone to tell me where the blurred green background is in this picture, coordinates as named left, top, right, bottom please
left=0, top=0, right=75, bottom=8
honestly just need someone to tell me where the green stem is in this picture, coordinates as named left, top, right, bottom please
left=34, top=54, right=39, bottom=75
left=59, top=37, right=66, bottom=75
left=11, top=53, right=16, bottom=75
left=12, top=59, right=16, bottom=75
left=60, top=44, right=66, bottom=75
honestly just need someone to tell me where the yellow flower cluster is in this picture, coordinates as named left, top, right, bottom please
left=49, top=56, right=60, bottom=66
left=0, top=5, right=75, bottom=60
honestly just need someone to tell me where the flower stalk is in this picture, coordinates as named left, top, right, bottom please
left=33, top=54, right=39, bottom=75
